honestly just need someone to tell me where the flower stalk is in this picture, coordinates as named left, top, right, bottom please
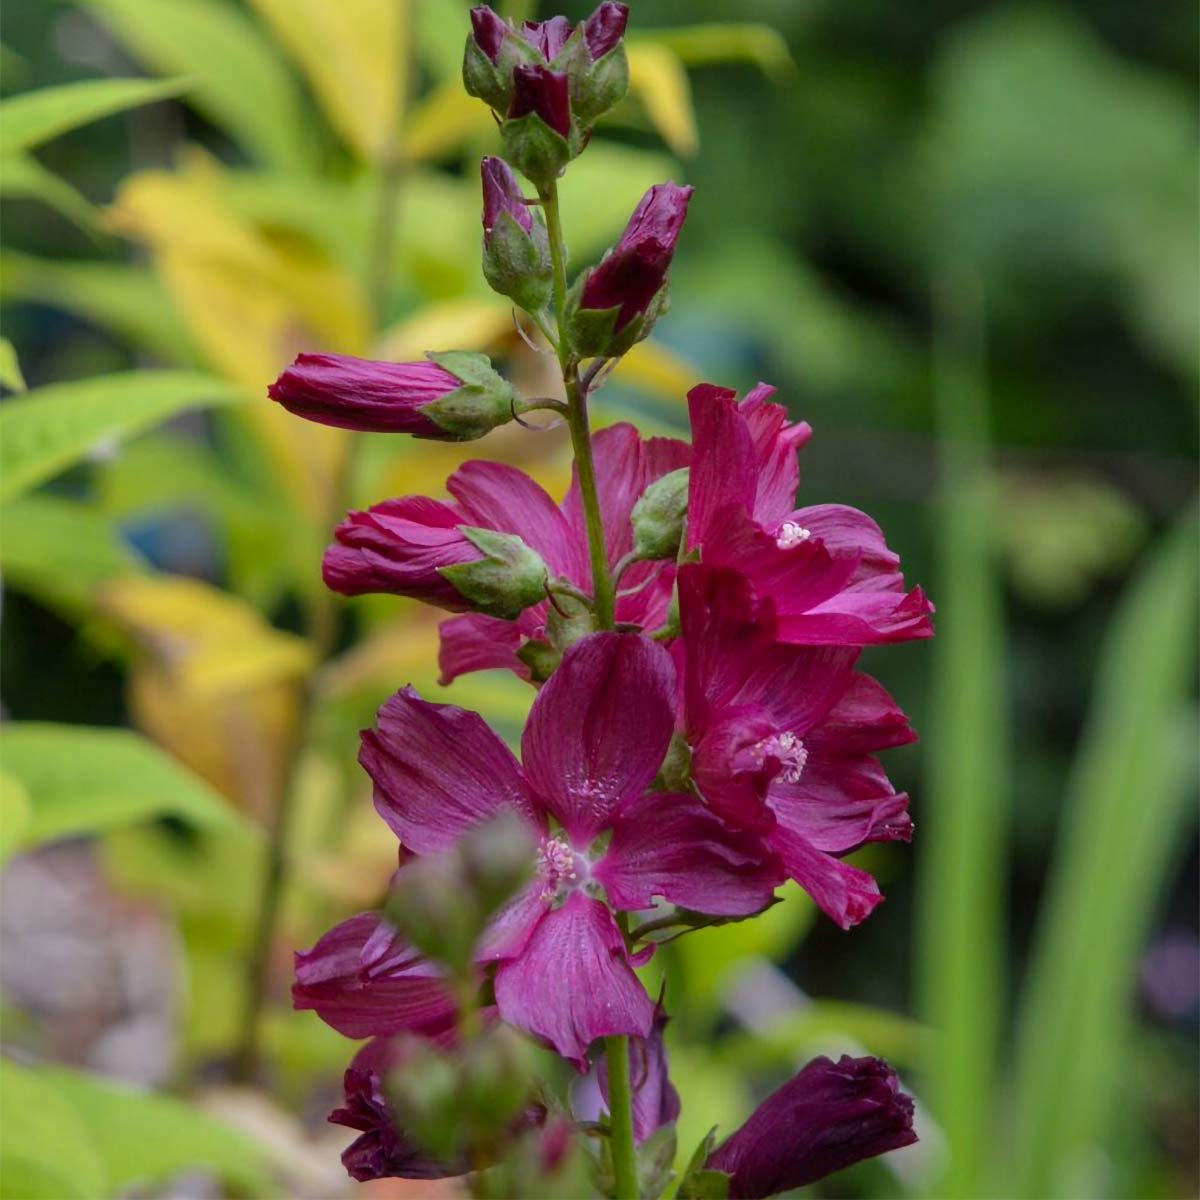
left=604, top=1035, right=638, bottom=1199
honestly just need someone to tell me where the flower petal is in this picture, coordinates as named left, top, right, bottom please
left=804, top=673, right=917, bottom=756
left=686, top=384, right=758, bottom=549
left=437, top=612, right=528, bottom=685
left=360, top=686, right=536, bottom=854
left=595, top=791, right=782, bottom=917
left=741, top=382, right=812, bottom=530
left=562, top=424, right=644, bottom=571
left=293, top=913, right=455, bottom=1039
left=521, top=632, right=676, bottom=842
left=767, top=825, right=882, bottom=930
left=782, top=584, right=935, bottom=645
left=493, top=893, right=653, bottom=1068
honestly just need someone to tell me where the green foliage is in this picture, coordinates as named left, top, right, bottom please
left=0, top=370, right=244, bottom=502
left=0, top=723, right=250, bottom=850
left=0, top=337, right=26, bottom=392
left=0, top=76, right=188, bottom=153
left=0, top=152, right=97, bottom=228
left=1010, top=509, right=1198, bottom=1198
left=0, top=1059, right=271, bottom=1198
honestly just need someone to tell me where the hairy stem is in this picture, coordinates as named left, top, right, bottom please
left=540, top=177, right=616, bottom=629
left=605, top=1035, right=639, bottom=1198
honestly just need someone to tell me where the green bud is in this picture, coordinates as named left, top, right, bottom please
left=458, top=810, right=536, bottom=915
left=631, top=467, right=689, bottom=560
left=566, top=40, right=630, bottom=126
left=544, top=588, right=596, bottom=653
left=422, top=350, right=521, bottom=441
left=500, top=111, right=572, bottom=191
left=385, top=854, right=480, bottom=975
left=387, top=1039, right=465, bottom=1162
left=517, top=638, right=561, bottom=682
left=441, top=526, right=548, bottom=620
left=483, top=209, right=553, bottom=313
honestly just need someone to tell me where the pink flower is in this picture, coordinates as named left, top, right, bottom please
left=437, top=423, right=690, bottom=683
left=676, top=564, right=915, bottom=929
left=706, top=1055, right=917, bottom=1198
left=687, top=382, right=934, bottom=645
left=296, top=633, right=780, bottom=1066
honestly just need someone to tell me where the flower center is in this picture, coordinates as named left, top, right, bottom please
left=537, top=835, right=588, bottom=903
left=775, top=520, right=812, bottom=549
left=749, top=730, right=808, bottom=784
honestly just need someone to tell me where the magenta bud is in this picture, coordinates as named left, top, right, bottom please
left=469, top=5, right=508, bottom=63
left=705, top=1055, right=917, bottom=1198
left=508, top=64, right=571, bottom=139
left=482, top=155, right=533, bottom=236
left=583, top=2, right=629, bottom=60
left=481, top=156, right=551, bottom=309
left=519, top=15, right=573, bottom=62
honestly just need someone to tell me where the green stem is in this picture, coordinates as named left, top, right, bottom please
left=540, top=177, right=616, bottom=629
left=605, top=1035, right=639, bottom=1199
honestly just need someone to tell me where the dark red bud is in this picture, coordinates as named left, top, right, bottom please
left=519, top=15, right=573, bottom=61
left=508, top=65, right=571, bottom=139
left=583, top=2, right=628, bottom=60
left=470, top=6, right=508, bottom=63
left=481, top=155, right=532, bottom=238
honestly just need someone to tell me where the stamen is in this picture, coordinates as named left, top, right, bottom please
left=750, top=731, right=809, bottom=784
left=776, top=521, right=811, bottom=549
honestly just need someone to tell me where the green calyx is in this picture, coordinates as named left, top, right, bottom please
left=483, top=209, right=553, bottom=312
left=564, top=273, right=671, bottom=359
left=631, top=467, right=690, bottom=560
left=500, top=111, right=572, bottom=190
left=439, top=525, right=548, bottom=620
left=421, top=351, right=520, bottom=441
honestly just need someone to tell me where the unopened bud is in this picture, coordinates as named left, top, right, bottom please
left=631, top=467, right=689, bottom=559
left=481, top=156, right=552, bottom=311
left=502, top=66, right=573, bottom=187
left=562, top=2, right=630, bottom=125
left=458, top=810, right=537, bottom=914
left=440, top=526, right=548, bottom=621
left=386, top=855, right=481, bottom=974
left=463, top=5, right=540, bottom=112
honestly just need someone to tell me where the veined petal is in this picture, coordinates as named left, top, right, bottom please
left=768, top=825, right=882, bottom=930
left=595, top=791, right=782, bottom=917
left=780, top=585, right=935, bottom=645
left=741, top=382, right=812, bottom=530
left=360, top=687, right=537, bottom=854
left=804, top=673, right=916, bottom=756
left=521, top=632, right=675, bottom=842
left=437, top=612, right=528, bottom=685
left=790, top=503, right=901, bottom=586
left=493, top=893, right=653, bottom=1068
left=293, top=913, right=455, bottom=1039
left=686, top=384, right=758, bottom=549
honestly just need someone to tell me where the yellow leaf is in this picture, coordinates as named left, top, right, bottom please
left=626, top=43, right=698, bottom=157
left=611, top=339, right=700, bottom=403
left=375, top=297, right=513, bottom=360
left=404, top=80, right=495, bottom=162
left=99, top=575, right=314, bottom=697
left=247, top=0, right=409, bottom=161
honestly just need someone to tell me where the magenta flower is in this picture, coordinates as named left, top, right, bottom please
left=582, top=2, right=629, bottom=60
left=687, top=382, right=934, bottom=645
left=518, top=14, right=573, bottom=61
left=330, top=1038, right=458, bottom=1182
left=268, top=351, right=520, bottom=441
left=469, top=6, right=510, bottom=64
left=677, top=564, right=915, bottom=929
left=509, top=64, right=571, bottom=139
left=577, top=182, right=694, bottom=336
left=437, top=423, right=689, bottom=683
left=297, top=633, right=780, bottom=1067
left=706, top=1055, right=917, bottom=1198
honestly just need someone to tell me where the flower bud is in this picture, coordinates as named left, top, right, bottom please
left=463, top=5, right=540, bottom=113
left=566, top=182, right=693, bottom=358
left=502, top=65, right=572, bottom=187
left=481, top=156, right=552, bottom=311
left=563, top=2, right=630, bottom=125
left=386, top=854, right=482, bottom=976
left=631, top=467, right=689, bottom=560
left=268, top=350, right=520, bottom=441
left=323, top=501, right=547, bottom=620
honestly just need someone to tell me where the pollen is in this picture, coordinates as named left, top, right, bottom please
left=537, top=835, right=582, bottom=902
left=776, top=521, right=812, bottom=549
left=751, top=730, right=809, bottom=784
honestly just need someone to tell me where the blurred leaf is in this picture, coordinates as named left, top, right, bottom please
left=99, top=574, right=313, bottom=696
left=38, top=1065, right=272, bottom=1196
left=626, top=43, right=698, bottom=157
left=416, top=0, right=475, bottom=83
left=246, top=0, right=408, bottom=161
left=0, top=252, right=196, bottom=363
left=637, top=25, right=795, bottom=79
left=78, top=0, right=308, bottom=168
left=1010, top=508, right=1198, bottom=1198
left=0, top=494, right=144, bottom=611
left=0, top=723, right=249, bottom=849
left=376, top=296, right=511, bottom=359
left=0, top=152, right=96, bottom=228
left=610, top=339, right=699, bottom=403
left=0, top=76, right=187, bottom=153
left=0, top=369, right=244, bottom=502
left=916, top=267, right=1007, bottom=1199
left=0, top=336, right=25, bottom=392
left=0, top=771, right=31, bottom=868
left=404, top=79, right=494, bottom=162
left=0, top=1059, right=106, bottom=1199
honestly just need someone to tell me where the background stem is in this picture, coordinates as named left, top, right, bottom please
left=605, top=1035, right=639, bottom=1199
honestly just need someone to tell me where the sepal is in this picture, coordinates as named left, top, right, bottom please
left=484, top=209, right=553, bottom=311
left=631, top=467, right=689, bottom=559
left=421, top=351, right=520, bottom=440
left=440, top=525, right=549, bottom=620
left=501, top=110, right=572, bottom=189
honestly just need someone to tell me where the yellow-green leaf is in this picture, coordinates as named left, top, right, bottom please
left=0, top=335, right=26, bottom=392
left=0, top=151, right=96, bottom=228
left=246, top=0, right=409, bottom=161
left=626, top=42, right=698, bottom=157
left=0, top=75, right=188, bottom=154
left=0, top=369, right=245, bottom=502
left=638, top=25, right=795, bottom=79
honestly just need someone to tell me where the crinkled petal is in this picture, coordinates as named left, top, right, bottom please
left=521, top=632, right=676, bottom=842
left=493, top=893, right=653, bottom=1068
left=804, top=673, right=916, bottom=756
left=437, top=612, right=529, bottom=685
left=293, top=913, right=455, bottom=1039
left=780, top=585, right=934, bottom=645
left=741, top=383, right=812, bottom=530
left=686, top=385, right=758, bottom=549
left=595, top=790, right=782, bottom=917
left=476, top=878, right=550, bottom=964
left=768, top=825, right=882, bottom=930
left=360, top=687, right=536, bottom=854
left=790, top=503, right=901, bottom=588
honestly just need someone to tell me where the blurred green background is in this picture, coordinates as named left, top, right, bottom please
left=0, top=1, right=1196, bottom=1197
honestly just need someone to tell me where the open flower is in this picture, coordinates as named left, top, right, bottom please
left=296, top=633, right=780, bottom=1066
left=437, top=423, right=690, bottom=682
left=706, top=1055, right=917, bottom=1198
left=687, top=382, right=934, bottom=645
left=676, top=564, right=915, bottom=929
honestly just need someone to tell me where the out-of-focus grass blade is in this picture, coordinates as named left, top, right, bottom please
left=916, top=265, right=1008, bottom=1198
left=1010, top=505, right=1198, bottom=1198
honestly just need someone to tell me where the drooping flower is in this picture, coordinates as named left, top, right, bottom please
left=435, top=423, right=690, bottom=683
left=268, top=351, right=522, bottom=441
left=705, top=1055, right=917, bottom=1198
left=297, top=633, right=781, bottom=1067
left=687, top=382, right=934, bottom=645
left=676, top=564, right=915, bottom=929
left=569, top=182, right=694, bottom=357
